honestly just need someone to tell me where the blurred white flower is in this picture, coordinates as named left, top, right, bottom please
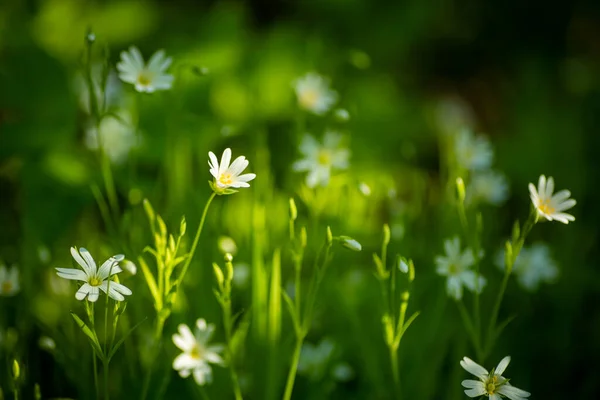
left=232, top=263, right=250, bottom=288
left=293, top=131, right=350, bottom=188
left=398, top=258, right=409, bottom=274
left=38, top=336, right=56, bottom=352
left=172, top=319, right=224, bottom=386
left=117, top=46, right=174, bottom=93
left=331, top=362, right=354, bottom=382
left=298, top=338, right=336, bottom=381
left=208, top=148, right=256, bottom=194
left=461, top=356, right=530, bottom=399
left=38, top=245, right=51, bottom=264
left=468, top=171, right=509, bottom=206
left=85, top=111, right=137, bottom=164
left=435, top=237, right=486, bottom=300
left=340, top=237, right=362, bottom=252
left=496, top=243, right=559, bottom=291
left=455, top=129, right=493, bottom=171
left=433, top=96, right=475, bottom=136
left=358, top=182, right=372, bottom=196
left=121, top=260, right=137, bottom=276
left=294, top=72, right=338, bottom=115
left=0, top=264, right=20, bottom=296
left=218, top=236, right=238, bottom=256
left=529, top=175, right=576, bottom=224
left=334, top=108, right=350, bottom=122
left=55, top=247, right=132, bottom=302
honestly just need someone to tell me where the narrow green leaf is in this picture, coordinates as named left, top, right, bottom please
left=107, top=317, right=148, bottom=361
left=268, top=249, right=282, bottom=344
left=282, top=291, right=300, bottom=335
left=400, top=311, right=421, bottom=337
left=70, top=313, right=104, bottom=359
left=138, top=256, right=160, bottom=309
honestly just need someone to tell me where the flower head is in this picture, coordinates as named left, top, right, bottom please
left=292, top=131, right=350, bottom=188
left=84, top=111, right=137, bottom=164
left=294, top=72, right=338, bottom=115
left=468, top=171, right=509, bottom=206
left=117, top=46, right=174, bottom=93
left=0, top=264, right=20, bottom=296
left=455, top=129, right=493, bottom=171
left=529, top=175, right=576, bottom=224
left=55, top=247, right=132, bottom=302
left=461, top=356, right=531, bottom=399
left=435, top=237, right=486, bottom=300
left=208, top=148, right=256, bottom=194
left=496, top=243, right=558, bottom=291
left=172, top=319, right=224, bottom=386
left=298, top=338, right=336, bottom=381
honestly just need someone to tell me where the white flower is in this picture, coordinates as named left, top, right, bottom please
left=294, top=72, right=338, bottom=115
left=232, top=263, right=250, bottom=288
left=461, top=356, right=531, bottom=399
left=340, top=237, right=362, bottom=252
left=172, top=319, right=225, bottom=386
left=85, top=111, right=137, bottom=164
left=496, top=243, right=558, bottom=291
left=117, top=46, right=174, bottom=93
left=55, top=247, right=132, bottom=302
left=435, top=237, right=486, bottom=300
left=0, top=264, right=20, bottom=296
left=468, top=171, right=509, bottom=206
left=455, top=129, right=493, bottom=171
left=217, top=236, right=238, bottom=256
left=298, top=338, right=335, bottom=381
left=433, top=96, right=475, bottom=136
left=334, top=108, right=350, bottom=121
left=208, top=148, right=256, bottom=193
left=528, top=175, right=576, bottom=224
left=292, top=131, right=350, bottom=188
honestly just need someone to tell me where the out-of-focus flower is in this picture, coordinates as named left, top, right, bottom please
left=172, top=319, right=224, bottom=386
left=292, top=132, right=350, bottom=188
left=433, top=96, right=475, bottom=136
left=334, top=108, right=350, bottom=122
left=218, top=236, right=238, bottom=256
left=454, top=129, right=493, bottom=171
left=0, top=264, right=20, bottom=296
left=55, top=247, right=132, bottom=302
left=75, top=67, right=123, bottom=115
left=358, top=182, right=371, bottom=196
left=496, top=243, right=559, bottom=291
left=468, top=171, right=509, bottom=206
left=435, top=237, right=486, bottom=300
left=38, top=245, right=51, bottom=264
left=294, top=72, right=338, bottom=115
left=529, top=175, right=576, bottom=224
left=84, top=111, right=137, bottom=164
left=298, top=338, right=336, bottom=381
left=461, top=356, right=531, bottom=399
left=208, top=148, right=256, bottom=194
left=117, top=46, right=174, bottom=93
left=38, top=336, right=56, bottom=352
left=331, top=362, right=354, bottom=382
left=121, top=260, right=137, bottom=276
left=232, top=263, right=250, bottom=288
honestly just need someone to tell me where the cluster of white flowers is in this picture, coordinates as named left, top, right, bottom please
left=461, top=356, right=530, bottom=399
left=292, top=131, right=350, bottom=188
left=172, top=319, right=224, bottom=386
left=435, top=237, right=486, bottom=300
left=0, top=264, right=20, bottom=297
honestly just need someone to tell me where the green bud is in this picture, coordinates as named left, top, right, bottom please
left=34, top=383, right=42, bottom=400
left=12, top=359, right=19, bottom=381
left=401, top=291, right=410, bottom=302
left=456, top=177, right=466, bottom=203
left=213, top=263, right=224, bottom=288
left=289, top=198, right=298, bottom=221
left=383, top=224, right=391, bottom=246
left=326, top=226, right=333, bottom=246
left=408, top=260, right=415, bottom=282
left=157, top=215, right=167, bottom=237
left=143, top=199, right=155, bottom=223
left=180, top=216, right=187, bottom=236
left=300, top=227, right=308, bottom=248
left=225, top=257, right=234, bottom=283
left=511, top=220, right=520, bottom=243
left=382, top=314, right=394, bottom=346
left=169, top=234, right=176, bottom=253
left=504, top=241, right=513, bottom=273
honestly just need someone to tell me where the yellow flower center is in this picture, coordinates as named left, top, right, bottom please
left=88, top=276, right=102, bottom=287
left=485, top=375, right=498, bottom=394
left=317, top=150, right=331, bottom=166
left=538, top=199, right=555, bottom=215
left=448, top=263, right=458, bottom=275
left=136, top=72, right=152, bottom=87
left=218, top=172, right=233, bottom=186
left=1, top=281, right=12, bottom=293
left=300, top=89, right=319, bottom=109
left=190, top=344, right=204, bottom=360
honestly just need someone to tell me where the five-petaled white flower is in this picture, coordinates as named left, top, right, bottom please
left=496, top=242, right=559, bottom=292
left=0, top=264, right=20, bottom=296
left=55, top=247, right=132, bottom=302
left=529, top=175, right=576, bottom=224
left=294, top=72, right=338, bottom=115
left=172, top=319, right=225, bottom=386
left=461, top=356, right=531, bottom=400
left=208, top=148, right=256, bottom=194
left=117, top=46, right=174, bottom=93
left=454, top=129, right=494, bottom=171
left=435, top=237, right=486, bottom=300
left=292, top=131, right=350, bottom=188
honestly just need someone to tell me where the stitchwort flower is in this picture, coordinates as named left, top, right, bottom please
left=0, top=264, right=20, bottom=296
left=208, top=148, right=256, bottom=194
left=55, top=247, right=132, bottom=302
left=454, top=129, right=493, bottom=171
left=117, top=46, right=174, bottom=93
left=496, top=242, right=559, bottom=292
left=461, top=356, right=531, bottom=399
left=294, top=72, right=338, bottom=115
left=529, top=175, right=576, bottom=224
left=292, top=131, right=350, bottom=188
left=435, top=237, right=486, bottom=300
left=172, top=319, right=225, bottom=386
left=468, top=170, right=509, bottom=206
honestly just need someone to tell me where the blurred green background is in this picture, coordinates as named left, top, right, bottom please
left=1, top=0, right=600, bottom=399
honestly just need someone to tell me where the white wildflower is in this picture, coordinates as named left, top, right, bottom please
left=334, top=108, right=350, bottom=121
left=461, top=356, right=531, bottom=399
left=433, top=96, right=475, bottom=136
left=117, top=46, right=174, bottom=93
left=0, top=264, right=20, bottom=296
left=435, top=237, right=486, bottom=300
left=529, top=175, right=576, bottom=224
left=298, top=338, right=335, bottom=381
left=84, top=111, right=137, bottom=164
left=292, top=131, right=350, bottom=188
left=468, top=171, right=509, bottom=206
left=455, top=129, right=493, bottom=171
left=294, top=72, right=338, bottom=115
left=55, top=247, right=132, bottom=302
left=496, top=243, right=559, bottom=291
left=208, top=148, right=256, bottom=194
left=217, top=236, right=238, bottom=256
left=172, top=319, right=225, bottom=386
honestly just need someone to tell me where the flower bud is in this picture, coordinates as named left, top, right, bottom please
left=456, top=177, right=466, bottom=203
left=326, top=226, right=333, bottom=246
left=212, top=263, right=224, bottom=287
left=340, top=236, right=362, bottom=251
left=12, top=359, right=19, bottom=381
left=289, top=198, right=298, bottom=221
left=382, top=224, right=391, bottom=246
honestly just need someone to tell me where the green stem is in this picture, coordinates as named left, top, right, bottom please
left=223, top=304, right=243, bottom=400
left=177, top=192, right=217, bottom=286
left=390, top=348, right=401, bottom=399
left=456, top=299, right=482, bottom=361
left=140, top=320, right=165, bottom=400
left=103, top=360, right=109, bottom=400
left=282, top=337, right=304, bottom=400
left=93, top=354, right=99, bottom=399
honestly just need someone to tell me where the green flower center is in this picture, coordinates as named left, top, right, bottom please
left=485, top=375, right=500, bottom=394
left=317, top=150, right=331, bottom=166
left=137, top=72, right=153, bottom=87
left=88, top=276, right=102, bottom=287
left=1, top=281, right=12, bottom=293
left=190, top=344, right=204, bottom=360
left=300, top=89, right=319, bottom=109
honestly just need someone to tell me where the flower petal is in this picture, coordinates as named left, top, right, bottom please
left=79, top=248, right=97, bottom=274
left=219, top=148, right=232, bottom=174
left=495, top=356, right=511, bottom=375
left=75, top=283, right=92, bottom=301
left=460, top=357, right=488, bottom=379
left=71, top=247, right=93, bottom=276
left=55, top=268, right=88, bottom=282
left=97, top=255, right=124, bottom=279
left=498, top=384, right=531, bottom=399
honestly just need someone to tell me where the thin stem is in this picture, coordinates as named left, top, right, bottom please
left=390, top=348, right=401, bottom=399
left=177, top=192, right=217, bottom=285
left=282, top=337, right=304, bottom=400
left=223, top=304, right=243, bottom=400
left=456, top=299, right=482, bottom=361
left=93, top=354, right=99, bottom=400
left=103, top=360, right=109, bottom=400
left=294, top=254, right=303, bottom=320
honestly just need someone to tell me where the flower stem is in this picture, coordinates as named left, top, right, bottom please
left=177, top=192, right=217, bottom=286
left=390, top=347, right=401, bottom=399
left=282, top=337, right=304, bottom=400
left=103, top=360, right=110, bottom=400
left=223, top=301, right=243, bottom=400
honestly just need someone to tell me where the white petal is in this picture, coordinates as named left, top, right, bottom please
left=461, top=379, right=484, bottom=389
left=235, top=173, right=256, bottom=183
left=55, top=268, right=88, bottom=281
left=545, top=176, right=554, bottom=198
left=208, top=151, right=219, bottom=171
left=173, top=353, right=200, bottom=371
left=292, top=159, right=313, bottom=172
left=75, top=283, right=92, bottom=301
left=460, top=357, right=488, bottom=379
left=147, top=50, right=166, bottom=71
left=193, top=363, right=213, bottom=386
left=228, top=156, right=248, bottom=176
left=129, top=46, right=145, bottom=69
left=219, top=149, right=232, bottom=174
left=204, top=349, right=224, bottom=365
left=70, top=247, right=93, bottom=276
left=446, top=276, right=463, bottom=300
left=537, top=175, right=546, bottom=197
left=97, top=255, right=124, bottom=279
left=87, top=286, right=100, bottom=302
left=174, top=324, right=196, bottom=351
left=464, top=386, right=486, bottom=397
left=229, top=181, right=250, bottom=188
left=495, top=356, right=511, bottom=376
left=498, top=384, right=531, bottom=399
left=79, top=248, right=97, bottom=274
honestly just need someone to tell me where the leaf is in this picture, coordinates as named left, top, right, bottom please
left=107, top=317, right=148, bottom=361
left=399, top=311, right=420, bottom=338
left=493, top=314, right=517, bottom=343
left=282, top=291, right=300, bottom=335
left=230, top=311, right=251, bottom=358
left=138, top=256, right=160, bottom=309
left=71, top=313, right=104, bottom=360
